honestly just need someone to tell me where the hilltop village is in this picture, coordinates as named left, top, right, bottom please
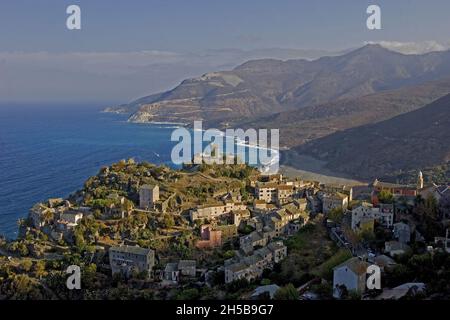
left=0, top=159, right=449, bottom=300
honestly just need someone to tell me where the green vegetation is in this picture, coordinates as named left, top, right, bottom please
left=328, top=208, right=344, bottom=224
left=313, top=248, right=352, bottom=280
left=378, top=190, right=394, bottom=204
left=272, top=218, right=338, bottom=286
left=273, top=283, right=299, bottom=300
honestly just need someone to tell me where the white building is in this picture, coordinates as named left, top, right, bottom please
left=351, top=203, right=393, bottom=231
left=255, top=183, right=278, bottom=203
left=333, top=257, right=369, bottom=298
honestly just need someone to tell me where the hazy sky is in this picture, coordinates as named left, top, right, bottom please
left=1, top=0, right=450, bottom=103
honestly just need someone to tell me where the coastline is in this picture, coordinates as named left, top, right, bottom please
left=280, top=165, right=366, bottom=186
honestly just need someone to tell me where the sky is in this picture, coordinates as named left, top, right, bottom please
left=1, top=0, right=450, bottom=103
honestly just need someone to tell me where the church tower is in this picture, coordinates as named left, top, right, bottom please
left=417, top=171, right=424, bottom=190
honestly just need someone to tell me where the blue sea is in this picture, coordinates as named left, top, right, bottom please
left=0, top=104, right=278, bottom=239
left=0, top=104, right=180, bottom=239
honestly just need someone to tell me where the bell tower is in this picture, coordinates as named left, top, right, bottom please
left=417, top=171, right=424, bottom=190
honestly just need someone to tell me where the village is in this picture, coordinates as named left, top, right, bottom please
left=1, top=158, right=449, bottom=300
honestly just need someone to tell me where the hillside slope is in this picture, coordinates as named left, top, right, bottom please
left=292, top=94, right=450, bottom=180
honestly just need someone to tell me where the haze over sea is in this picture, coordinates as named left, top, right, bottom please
left=0, top=104, right=181, bottom=239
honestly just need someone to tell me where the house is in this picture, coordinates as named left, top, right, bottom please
left=306, top=194, right=321, bottom=214
left=48, top=198, right=64, bottom=208
left=375, top=283, right=426, bottom=300
left=351, top=203, right=393, bottom=231
left=139, top=184, right=160, bottom=209
left=56, top=212, right=84, bottom=236
left=253, top=200, right=268, bottom=210
left=189, top=202, right=246, bottom=221
left=29, top=203, right=54, bottom=228
left=321, top=184, right=353, bottom=202
left=196, top=225, right=222, bottom=249
left=370, top=254, right=397, bottom=272
left=371, top=179, right=418, bottom=206
left=240, top=231, right=267, bottom=251
left=60, top=211, right=84, bottom=225
left=267, top=241, right=287, bottom=263
left=224, top=262, right=251, bottom=284
left=322, top=193, right=348, bottom=214
left=260, top=173, right=283, bottom=183
left=333, top=257, right=370, bottom=298
left=178, top=260, right=196, bottom=277
left=393, top=222, right=411, bottom=244
left=264, top=207, right=302, bottom=237
left=109, top=245, right=155, bottom=278
left=385, top=241, right=411, bottom=257
left=247, top=216, right=264, bottom=232
left=276, top=185, right=294, bottom=205
left=231, top=209, right=251, bottom=227
left=162, top=260, right=196, bottom=283
left=251, top=284, right=280, bottom=300
left=255, top=183, right=278, bottom=203
left=224, top=241, right=287, bottom=284
left=105, top=196, right=133, bottom=219
left=163, top=263, right=179, bottom=283
left=215, top=224, right=238, bottom=241
left=266, top=216, right=283, bottom=237
left=293, top=198, right=308, bottom=211
left=288, top=219, right=305, bottom=235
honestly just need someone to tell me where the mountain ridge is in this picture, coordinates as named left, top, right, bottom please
left=117, top=44, right=450, bottom=128
left=291, top=93, right=450, bottom=180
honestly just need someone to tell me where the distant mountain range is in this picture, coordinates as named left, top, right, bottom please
left=105, top=44, right=450, bottom=180
left=241, top=78, right=450, bottom=147
left=110, top=44, right=450, bottom=126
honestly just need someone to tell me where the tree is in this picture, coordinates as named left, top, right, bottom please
left=439, top=194, right=450, bottom=218
left=175, top=288, right=200, bottom=300
left=33, top=260, right=47, bottom=279
left=274, top=283, right=299, bottom=300
left=21, top=260, right=33, bottom=272
left=163, top=214, right=175, bottom=228
left=328, top=208, right=344, bottom=223
left=378, top=190, right=393, bottom=204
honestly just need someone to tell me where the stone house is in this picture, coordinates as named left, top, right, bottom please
left=393, top=222, right=411, bottom=244
left=322, top=193, right=349, bottom=214
left=178, top=260, right=196, bottom=277
left=224, top=241, right=287, bottom=284
left=255, top=183, right=278, bottom=203
left=189, top=202, right=246, bottom=221
left=196, top=225, right=222, bottom=249
left=333, top=257, right=369, bottom=298
left=351, top=203, right=393, bottom=231
left=139, top=184, right=160, bottom=209
left=109, top=245, right=155, bottom=278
